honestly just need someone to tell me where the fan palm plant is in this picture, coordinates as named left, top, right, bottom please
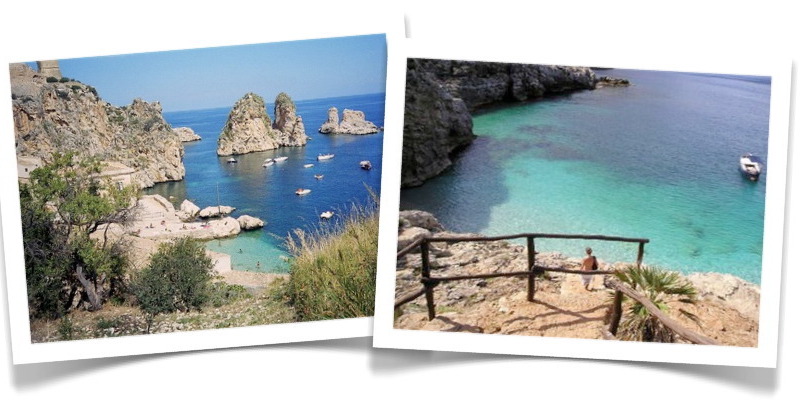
left=613, top=265, right=699, bottom=342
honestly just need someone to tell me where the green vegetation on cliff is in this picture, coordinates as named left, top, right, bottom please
left=284, top=201, right=379, bottom=321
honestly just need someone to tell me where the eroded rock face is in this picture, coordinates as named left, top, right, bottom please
left=199, top=205, right=236, bottom=218
left=401, top=58, right=598, bottom=187
left=173, top=127, right=201, bottom=142
left=272, top=92, right=309, bottom=146
left=10, top=63, right=185, bottom=188
left=318, top=107, right=379, bottom=134
left=217, top=93, right=279, bottom=156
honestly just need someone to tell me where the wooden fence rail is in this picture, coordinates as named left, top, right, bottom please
left=394, top=232, right=718, bottom=345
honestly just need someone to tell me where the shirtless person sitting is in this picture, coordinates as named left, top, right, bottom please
left=581, top=247, right=598, bottom=291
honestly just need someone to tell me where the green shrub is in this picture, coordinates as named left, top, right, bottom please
left=208, top=282, right=251, bottom=308
left=285, top=199, right=378, bottom=321
left=131, top=238, right=215, bottom=333
left=46, top=76, right=58, bottom=83
left=58, top=317, right=74, bottom=340
left=59, top=77, right=70, bottom=83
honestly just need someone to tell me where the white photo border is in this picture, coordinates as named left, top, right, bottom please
left=372, top=39, right=791, bottom=368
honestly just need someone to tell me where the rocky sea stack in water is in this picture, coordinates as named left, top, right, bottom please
left=217, top=92, right=308, bottom=156
left=10, top=63, right=185, bottom=188
left=319, top=107, right=379, bottom=134
left=402, top=58, right=599, bottom=188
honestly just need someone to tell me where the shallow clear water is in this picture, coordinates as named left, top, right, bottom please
left=147, top=93, right=384, bottom=273
left=401, top=70, right=770, bottom=283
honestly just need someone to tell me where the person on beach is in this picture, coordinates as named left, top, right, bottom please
left=581, top=247, right=598, bottom=291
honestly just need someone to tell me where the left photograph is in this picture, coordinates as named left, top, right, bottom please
left=6, top=35, right=386, bottom=345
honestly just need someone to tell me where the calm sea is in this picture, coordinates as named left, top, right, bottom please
left=401, top=70, right=770, bottom=284
left=147, top=93, right=385, bottom=273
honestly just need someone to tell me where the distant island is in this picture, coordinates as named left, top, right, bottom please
left=318, top=106, right=379, bottom=135
left=217, top=92, right=309, bottom=156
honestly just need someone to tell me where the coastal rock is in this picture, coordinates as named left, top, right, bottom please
left=272, top=92, right=309, bottom=146
left=685, top=273, right=761, bottom=321
left=217, top=93, right=279, bottom=156
left=176, top=199, right=201, bottom=222
left=318, top=107, right=379, bottom=134
left=173, top=127, right=201, bottom=142
left=237, top=215, right=265, bottom=230
left=10, top=63, right=185, bottom=188
left=401, top=59, right=598, bottom=187
left=199, top=205, right=236, bottom=218
left=596, top=76, right=631, bottom=88
left=398, top=227, right=432, bottom=252
left=399, top=210, right=445, bottom=232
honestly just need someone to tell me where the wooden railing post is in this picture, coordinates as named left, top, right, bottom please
left=636, top=242, right=645, bottom=268
left=420, top=239, right=436, bottom=320
left=608, top=290, right=623, bottom=336
left=527, top=236, right=536, bottom=302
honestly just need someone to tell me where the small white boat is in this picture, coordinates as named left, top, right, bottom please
left=227, top=157, right=237, bottom=163
left=739, top=153, right=762, bottom=181
left=317, top=153, right=335, bottom=161
left=314, top=174, right=324, bottom=180
left=360, top=160, right=372, bottom=170
left=320, top=211, right=334, bottom=219
left=304, top=163, right=314, bottom=168
left=274, top=156, right=289, bottom=162
left=262, top=158, right=275, bottom=167
left=295, top=188, right=311, bottom=196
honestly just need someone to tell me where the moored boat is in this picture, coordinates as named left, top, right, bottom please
left=304, top=163, right=314, bottom=168
left=317, top=153, right=335, bottom=161
left=739, top=153, right=762, bottom=181
left=274, top=156, right=289, bottom=162
left=360, top=160, right=372, bottom=170
left=227, top=157, right=237, bottom=163
left=295, top=188, right=311, bottom=196
left=314, top=174, right=324, bottom=180
left=320, top=211, right=334, bottom=219
left=262, top=158, right=275, bottom=167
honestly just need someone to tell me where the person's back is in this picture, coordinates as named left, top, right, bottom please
left=581, top=247, right=596, bottom=290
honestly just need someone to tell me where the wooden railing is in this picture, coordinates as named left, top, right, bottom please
left=395, top=233, right=719, bottom=345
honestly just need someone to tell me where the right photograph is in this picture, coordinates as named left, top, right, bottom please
left=393, top=58, right=773, bottom=347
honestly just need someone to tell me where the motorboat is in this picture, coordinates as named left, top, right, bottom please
left=360, top=160, right=372, bottom=170
left=304, top=163, right=314, bottom=168
left=227, top=157, right=237, bottom=163
left=295, top=188, right=311, bottom=196
left=262, top=158, right=275, bottom=167
left=317, top=153, right=335, bottom=161
left=739, top=153, right=762, bottom=181
left=274, top=156, right=289, bottom=162
left=320, top=211, right=334, bottom=219
left=314, top=174, right=324, bottom=180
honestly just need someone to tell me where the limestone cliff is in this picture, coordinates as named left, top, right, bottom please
left=173, top=126, right=201, bottom=142
left=10, top=63, right=185, bottom=188
left=217, top=92, right=309, bottom=155
left=217, top=93, right=278, bottom=156
left=318, top=107, right=379, bottom=134
left=402, top=58, right=598, bottom=187
left=272, top=92, right=308, bottom=146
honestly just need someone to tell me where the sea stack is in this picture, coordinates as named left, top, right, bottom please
left=217, top=93, right=279, bottom=156
left=318, top=107, right=379, bottom=135
left=272, top=92, right=309, bottom=146
left=173, top=127, right=202, bottom=142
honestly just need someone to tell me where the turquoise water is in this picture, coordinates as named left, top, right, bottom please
left=401, top=70, right=770, bottom=283
left=147, top=93, right=384, bottom=273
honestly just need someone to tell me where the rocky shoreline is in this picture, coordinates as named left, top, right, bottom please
left=395, top=210, right=760, bottom=346
left=401, top=59, right=628, bottom=188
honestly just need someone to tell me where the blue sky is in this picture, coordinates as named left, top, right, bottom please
left=29, top=34, right=386, bottom=112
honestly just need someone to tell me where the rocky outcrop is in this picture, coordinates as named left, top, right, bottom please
left=217, top=93, right=278, bottom=156
left=10, top=63, right=185, bottom=188
left=176, top=199, right=201, bottom=222
left=394, top=211, right=760, bottom=346
left=217, top=92, right=309, bottom=156
left=319, top=107, right=379, bottom=134
left=173, top=127, right=201, bottom=142
left=402, top=58, right=599, bottom=187
left=596, top=76, right=631, bottom=88
left=126, top=195, right=240, bottom=241
left=199, top=205, right=236, bottom=218
left=237, top=215, right=265, bottom=230
left=272, top=92, right=309, bottom=146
